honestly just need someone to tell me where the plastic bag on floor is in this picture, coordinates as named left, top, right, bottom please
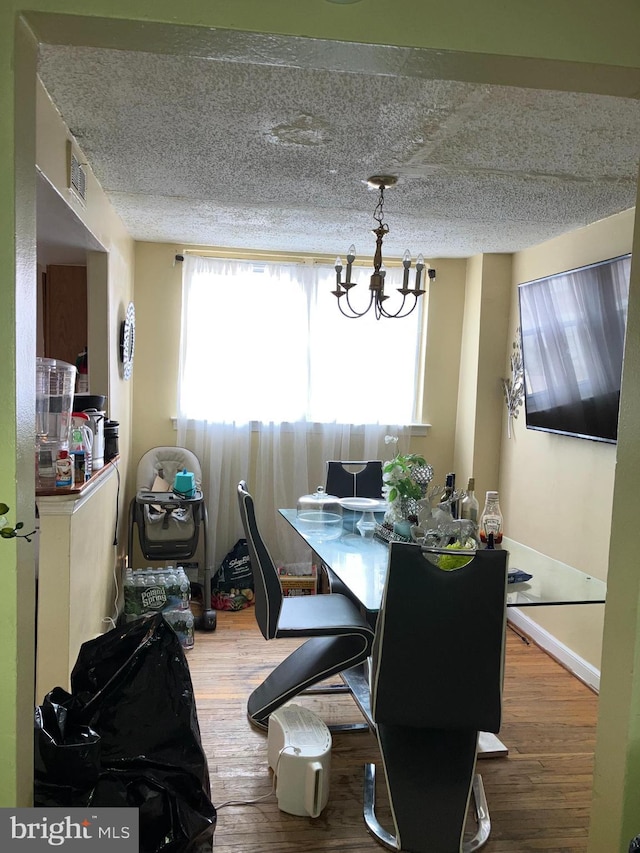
left=211, top=538, right=254, bottom=610
left=34, top=613, right=216, bottom=853
left=34, top=687, right=101, bottom=806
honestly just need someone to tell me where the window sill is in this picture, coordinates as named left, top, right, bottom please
left=171, top=417, right=430, bottom=436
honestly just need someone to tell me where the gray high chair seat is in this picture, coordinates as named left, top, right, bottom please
left=363, top=542, right=508, bottom=853
left=128, top=446, right=216, bottom=630
left=237, top=480, right=374, bottom=731
left=129, top=446, right=204, bottom=560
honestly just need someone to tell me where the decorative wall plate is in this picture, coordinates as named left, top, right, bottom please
left=119, top=301, right=136, bottom=380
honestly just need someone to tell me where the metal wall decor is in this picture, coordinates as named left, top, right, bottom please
left=502, top=327, right=524, bottom=438
left=119, top=301, right=136, bottom=381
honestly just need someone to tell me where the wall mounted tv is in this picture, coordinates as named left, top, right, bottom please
left=518, top=253, right=631, bottom=444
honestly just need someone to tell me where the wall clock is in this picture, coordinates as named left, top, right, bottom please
left=119, top=301, right=136, bottom=380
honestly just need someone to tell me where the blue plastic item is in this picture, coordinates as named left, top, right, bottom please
left=173, top=468, right=196, bottom=498
left=507, top=568, right=533, bottom=584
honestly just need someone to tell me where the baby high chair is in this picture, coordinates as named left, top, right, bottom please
left=128, top=445, right=216, bottom=631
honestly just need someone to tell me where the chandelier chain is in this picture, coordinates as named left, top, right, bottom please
left=373, top=185, right=386, bottom=229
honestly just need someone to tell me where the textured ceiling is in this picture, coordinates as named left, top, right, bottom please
left=37, top=35, right=640, bottom=260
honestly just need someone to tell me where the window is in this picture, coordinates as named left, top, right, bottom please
left=179, top=255, right=424, bottom=425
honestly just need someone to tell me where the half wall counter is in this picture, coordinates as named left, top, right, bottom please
left=36, top=458, right=121, bottom=703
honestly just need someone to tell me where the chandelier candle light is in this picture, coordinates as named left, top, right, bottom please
left=332, top=176, right=436, bottom=319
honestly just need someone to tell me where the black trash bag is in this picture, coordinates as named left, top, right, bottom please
left=34, top=613, right=216, bottom=853
left=34, top=686, right=101, bottom=806
left=630, top=835, right=640, bottom=852
left=211, top=538, right=254, bottom=611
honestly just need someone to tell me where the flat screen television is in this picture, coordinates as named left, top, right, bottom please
left=518, top=253, right=631, bottom=444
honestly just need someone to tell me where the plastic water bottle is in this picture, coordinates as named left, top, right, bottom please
left=164, top=566, right=180, bottom=608
left=163, top=607, right=187, bottom=647
left=133, top=569, right=147, bottom=616
left=176, top=566, right=191, bottom=609
left=123, top=568, right=135, bottom=616
left=144, top=569, right=168, bottom=612
left=183, top=611, right=195, bottom=650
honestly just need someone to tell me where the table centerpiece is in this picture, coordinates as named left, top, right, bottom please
left=380, top=435, right=433, bottom=540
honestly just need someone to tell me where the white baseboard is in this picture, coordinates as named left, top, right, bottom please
left=507, top=608, right=601, bottom=693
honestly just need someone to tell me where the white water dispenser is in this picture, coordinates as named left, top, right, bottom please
left=36, top=357, right=77, bottom=488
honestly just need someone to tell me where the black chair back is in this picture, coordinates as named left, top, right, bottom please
left=325, top=460, right=383, bottom=498
left=371, top=542, right=508, bottom=734
left=237, top=481, right=283, bottom=640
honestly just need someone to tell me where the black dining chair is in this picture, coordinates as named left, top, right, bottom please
left=236, top=481, right=375, bottom=731
left=323, top=460, right=384, bottom=598
left=362, top=542, right=508, bottom=853
left=325, top=460, right=384, bottom=499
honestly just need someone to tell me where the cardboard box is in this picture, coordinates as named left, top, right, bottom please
left=277, top=564, right=317, bottom=596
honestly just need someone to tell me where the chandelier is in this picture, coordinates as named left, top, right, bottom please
left=332, top=175, right=436, bottom=319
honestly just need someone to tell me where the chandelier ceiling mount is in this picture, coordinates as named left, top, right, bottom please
left=332, top=175, right=436, bottom=319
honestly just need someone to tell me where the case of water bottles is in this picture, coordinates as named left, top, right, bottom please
left=123, top=565, right=195, bottom=649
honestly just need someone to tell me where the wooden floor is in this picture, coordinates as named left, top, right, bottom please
left=187, top=607, right=599, bottom=853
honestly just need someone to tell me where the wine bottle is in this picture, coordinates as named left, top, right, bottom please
left=460, top=477, right=479, bottom=523
left=440, top=472, right=457, bottom=517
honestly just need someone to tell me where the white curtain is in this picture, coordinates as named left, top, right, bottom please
left=177, top=255, right=420, bottom=570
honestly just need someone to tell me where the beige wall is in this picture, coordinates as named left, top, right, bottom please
left=453, top=254, right=484, bottom=488
left=454, top=254, right=513, bottom=501
left=35, top=75, right=136, bottom=698
left=130, top=243, right=183, bottom=482
left=414, top=257, right=468, bottom=476
left=36, top=78, right=135, bottom=571
left=506, top=208, right=635, bottom=577
left=499, top=209, right=635, bottom=668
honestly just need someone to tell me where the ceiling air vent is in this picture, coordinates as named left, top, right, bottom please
left=67, top=141, right=87, bottom=204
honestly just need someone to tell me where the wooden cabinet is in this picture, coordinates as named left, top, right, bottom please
left=43, top=264, right=87, bottom=369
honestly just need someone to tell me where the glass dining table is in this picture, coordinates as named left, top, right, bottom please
left=278, top=507, right=606, bottom=756
left=278, top=509, right=606, bottom=615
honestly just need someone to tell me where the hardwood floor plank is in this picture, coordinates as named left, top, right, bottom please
left=187, top=608, right=598, bottom=852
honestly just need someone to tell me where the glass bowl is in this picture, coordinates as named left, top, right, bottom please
left=296, top=487, right=343, bottom=541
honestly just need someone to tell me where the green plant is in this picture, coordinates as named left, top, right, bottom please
left=382, top=454, right=428, bottom=504
left=0, top=503, right=36, bottom=542
left=382, top=435, right=430, bottom=522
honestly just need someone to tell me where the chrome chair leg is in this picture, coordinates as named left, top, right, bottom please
left=363, top=762, right=492, bottom=853
left=465, top=774, right=491, bottom=852
left=363, top=763, right=397, bottom=851
left=302, top=684, right=350, bottom=695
